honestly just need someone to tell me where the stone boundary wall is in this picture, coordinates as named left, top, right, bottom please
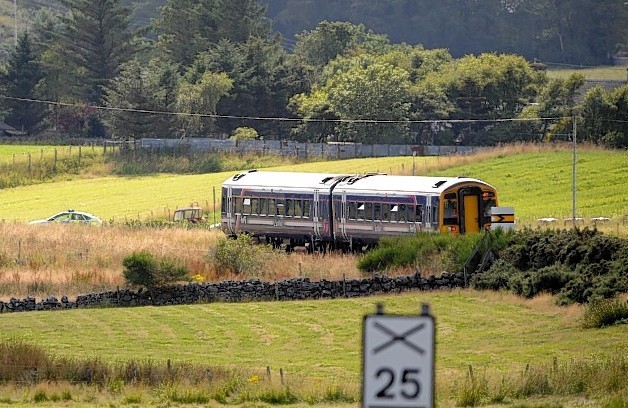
left=139, top=138, right=486, bottom=159
left=0, top=272, right=466, bottom=313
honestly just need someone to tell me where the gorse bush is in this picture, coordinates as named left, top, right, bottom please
left=582, top=298, right=628, bottom=328
left=471, top=228, right=628, bottom=304
left=122, top=251, right=189, bottom=299
left=357, top=230, right=512, bottom=274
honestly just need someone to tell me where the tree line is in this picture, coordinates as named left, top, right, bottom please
left=0, top=0, right=626, bottom=148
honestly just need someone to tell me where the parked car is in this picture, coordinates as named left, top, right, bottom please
left=28, top=209, right=103, bottom=225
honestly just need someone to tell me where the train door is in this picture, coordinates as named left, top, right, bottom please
left=225, top=186, right=235, bottom=233
left=313, top=189, right=321, bottom=239
left=339, top=191, right=348, bottom=240
left=459, top=187, right=482, bottom=233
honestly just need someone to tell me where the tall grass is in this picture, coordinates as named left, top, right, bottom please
left=0, top=221, right=365, bottom=300
left=0, top=339, right=358, bottom=406
left=454, top=355, right=628, bottom=407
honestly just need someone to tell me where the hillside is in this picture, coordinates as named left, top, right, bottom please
left=0, top=145, right=624, bottom=229
left=1, top=0, right=626, bottom=66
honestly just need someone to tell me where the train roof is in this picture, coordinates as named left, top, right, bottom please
left=222, top=170, right=345, bottom=190
left=334, top=174, right=495, bottom=195
left=223, top=171, right=496, bottom=195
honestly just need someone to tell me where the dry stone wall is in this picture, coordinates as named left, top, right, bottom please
left=0, top=272, right=466, bottom=313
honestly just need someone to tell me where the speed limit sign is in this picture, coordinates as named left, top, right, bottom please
left=362, top=304, right=435, bottom=408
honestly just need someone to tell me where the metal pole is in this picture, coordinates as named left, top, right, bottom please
left=572, top=115, right=577, bottom=226
left=13, top=0, right=17, bottom=47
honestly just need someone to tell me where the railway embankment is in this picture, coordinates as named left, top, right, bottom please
left=0, top=272, right=465, bottom=312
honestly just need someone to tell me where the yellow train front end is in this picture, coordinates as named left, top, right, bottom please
left=439, top=182, right=498, bottom=235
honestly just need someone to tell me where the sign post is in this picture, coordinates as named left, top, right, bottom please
left=362, top=303, right=435, bottom=408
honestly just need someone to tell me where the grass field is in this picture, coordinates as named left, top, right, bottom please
left=0, top=143, right=624, bottom=230
left=547, top=66, right=628, bottom=81
left=0, top=143, right=625, bottom=406
left=0, top=291, right=625, bottom=407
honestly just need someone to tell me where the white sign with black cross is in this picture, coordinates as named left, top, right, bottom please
left=362, top=304, right=435, bottom=408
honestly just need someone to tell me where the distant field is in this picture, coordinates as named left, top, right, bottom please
left=0, top=144, right=624, bottom=228
left=547, top=66, right=628, bottom=81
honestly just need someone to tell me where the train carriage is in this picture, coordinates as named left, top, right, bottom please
left=221, top=170, right=347, bottom=250
left=221, top=170, right=498, bottom=252
left=330, top=174, right=498, bottom=251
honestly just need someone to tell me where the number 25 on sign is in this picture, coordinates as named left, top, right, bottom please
left=362, top=304, right=435, bottom=408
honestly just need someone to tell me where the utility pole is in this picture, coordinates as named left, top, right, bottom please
left=13, top=0, right=17, bottom=47
left=572, top=115, right=577, bottom=226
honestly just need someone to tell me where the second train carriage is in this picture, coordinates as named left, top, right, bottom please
left=221, top=170, right=498, bottom=251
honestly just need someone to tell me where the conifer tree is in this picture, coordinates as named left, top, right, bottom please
left=56, top=0, right=139, bottom=105
left=1, top=32, right=46, bottom=133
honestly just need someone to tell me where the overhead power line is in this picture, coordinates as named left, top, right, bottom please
left=2, top=95, right=626, bottom=124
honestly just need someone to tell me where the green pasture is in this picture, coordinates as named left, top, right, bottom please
left=0, top=148, right=625, bottom=225
left=547, top=66, right=628, bottom=81
left=429, top=149, right=628, bottom=223
left=0, top=291, right=624, bottom=382
left=0, top=156, right=433, bottom=222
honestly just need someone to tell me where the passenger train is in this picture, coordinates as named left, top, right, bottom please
left=221, top=170, right=498, bottom=251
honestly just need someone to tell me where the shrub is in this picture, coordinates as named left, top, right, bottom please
left=484, top=228, right=628, bottom=304
left=582, top=298, right=628, bottom=328
left=357, top=233, right=483, bottom=274
left=230, top=127, right=259, bottom=141
left=122, top=251, right=189, bottom=299
left=211, top=234, right=271, bottom=277
left=471, top=259, right=519, bottom=291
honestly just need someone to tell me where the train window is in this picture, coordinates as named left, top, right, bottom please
left=357, top=203, right=365, bottom=221
left=285, top=199, right=293, bottom=217
left=348, top=202, right=357, bottom=220
left=398, top=204, right=407, bottom=222
left=365, top=203, right=374, bottom=221
left=389, top=204, right=397, bottom=222
left=407, top=205, right=416, bottom=222
left=241, top=198, right=251, bottom=215
left=276, top=201, right=285, bottom=216
left=294, top=200, right=302, bottom=217
left=444, top=199, right=458, bottom=225
left=251, top=198, right=259, bottom=214
left=269, top=199, right=276, bottom=215
left=235, top=197, right=243, bottom=214
left=432, top=206, right=438, bottom=225
left=374, top=203, right=383, bottom=221
left=381, top=203, right=390, bottom=222
left=259, top=198, right=268, bottom=215
left=416, top=205, right=423, bottom=223
left=444, top=199, right=457, bottom=217
left=303, top=200, right=311, bottom=218
left=483, top=198, right=496, bottom=222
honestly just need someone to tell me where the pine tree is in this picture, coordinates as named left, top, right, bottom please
left=56, top=0, right=138, bottom=105
left=1, top=32, right=46, bottom=133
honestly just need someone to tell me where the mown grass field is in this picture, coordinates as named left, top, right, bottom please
left=0, top=144, right=624, bottom=229
left=547, top=66, right=628, bottom=81
left=0, top=291, right=625, bottom=407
